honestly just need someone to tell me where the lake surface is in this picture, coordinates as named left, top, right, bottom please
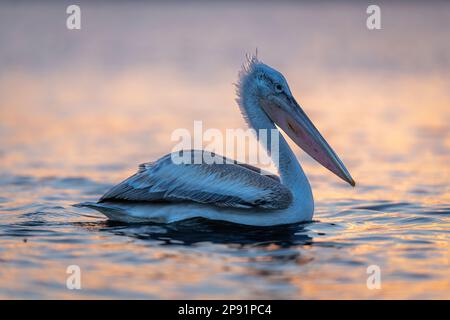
left=0, top=1, right=449, bottom=299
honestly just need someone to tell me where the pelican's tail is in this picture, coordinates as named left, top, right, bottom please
left=73, top=201, right=101, bottom=209
left=73, top=201, right=148, bottom=223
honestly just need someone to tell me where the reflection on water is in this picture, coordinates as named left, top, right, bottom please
left=93, top=219, right=313, bottom=247
left=0, top=1, right=449, bottom=299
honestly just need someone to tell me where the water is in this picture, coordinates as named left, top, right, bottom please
left=0, top=1, right=449, bottom=299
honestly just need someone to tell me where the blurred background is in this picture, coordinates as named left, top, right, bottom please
left=0, top=1, right=449, bottom=299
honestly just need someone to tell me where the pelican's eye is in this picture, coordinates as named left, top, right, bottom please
left=275, top=83, right=283, bottom=93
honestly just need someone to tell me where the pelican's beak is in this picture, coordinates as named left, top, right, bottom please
left=262, top=96, right=355, bottom=186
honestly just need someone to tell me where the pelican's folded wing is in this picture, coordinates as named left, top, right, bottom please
left=99, top=150, right=292, bottom=209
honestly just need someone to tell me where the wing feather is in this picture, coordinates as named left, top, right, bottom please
left=99, top=150, right=292, bottom=209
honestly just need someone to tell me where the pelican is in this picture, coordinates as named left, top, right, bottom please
left=76, top=55, right=355, bottom=226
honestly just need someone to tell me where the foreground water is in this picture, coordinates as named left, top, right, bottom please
left=0, top=2, right=449, bottom=299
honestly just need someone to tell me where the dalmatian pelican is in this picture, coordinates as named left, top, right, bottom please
left=76, top=55, right=355, bottom=226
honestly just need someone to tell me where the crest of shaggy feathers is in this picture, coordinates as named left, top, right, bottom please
left=235, top=51, right=261, bottom=127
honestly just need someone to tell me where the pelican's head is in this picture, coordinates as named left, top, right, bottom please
left=237, top=55, right=355, bottom=186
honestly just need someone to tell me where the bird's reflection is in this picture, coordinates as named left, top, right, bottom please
left=77, top=218, right=316, bottom=288
left=79, top=218, right=314, bottom=248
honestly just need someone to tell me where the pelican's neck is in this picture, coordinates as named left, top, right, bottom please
left=238, top=90, right=313, bottom=212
